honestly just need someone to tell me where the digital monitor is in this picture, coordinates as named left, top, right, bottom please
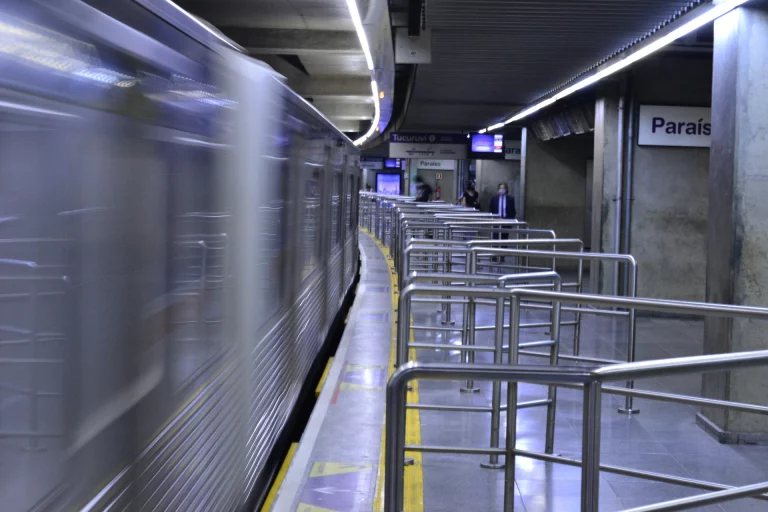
left=376, top=173, right=401, bottom=195
left=470, top=134, right=504, bottom=159
left=384, top=158, right=402, bottom=169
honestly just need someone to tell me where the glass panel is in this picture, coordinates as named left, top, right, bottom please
left=301, top=165, right=322, bottom=278
left=331, top=172, right=342, bottom=247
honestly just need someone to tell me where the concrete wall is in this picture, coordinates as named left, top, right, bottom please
left=475, top=159, right=521, bottom=212
left=524, top=133, right=593, bottom=239
left=629, top=56, right=712, bottom=301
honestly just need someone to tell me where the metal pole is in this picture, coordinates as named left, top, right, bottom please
left=482, top=293, right=507, bottom=469
left=442, top=249, right=454, bottom=325
left=574, top=247, right=584, bottom=355
left=384, top=371, right=408, bottom=512
left=503, top=295, right=521, bottom=511
left=462, top=252, right=479, bottom=392
left=397, top=291, right=410, bottom=368
left=545, top=278, right=562, bottom=454
left=581, top=380, right=602, bottom=512
left=619, top=260, right=639, bottom=414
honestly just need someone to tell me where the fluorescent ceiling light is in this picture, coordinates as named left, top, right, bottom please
left=354, top=80, right=381, bottom=145
left=345, top=0, right=375, bottom=71
left=345, top=0, right=380, bottom=145
left=478, top=128, right=487, bottom=134
left=486, top=0, right=750, bottom=132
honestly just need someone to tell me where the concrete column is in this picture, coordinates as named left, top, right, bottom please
left=700, top=6, right=768, bottom=442
left=590, top=86, right=620, bottom=294
left=476, top=159, right=521, bottom=212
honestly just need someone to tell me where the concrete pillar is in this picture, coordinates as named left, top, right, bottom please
left=590, top=85, right=620, bottom=294
left=700, top=6, right=768, bottom=442
left=476, top=159, right=521, bottom=212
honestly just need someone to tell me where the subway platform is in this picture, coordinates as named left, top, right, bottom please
left=263, top=228, right=768, bottom=512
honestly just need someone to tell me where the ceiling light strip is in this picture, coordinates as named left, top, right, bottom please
left=345, top=0, right=380, bottom=145
left=354, top=81, right=381, bottom=145
left=486, top=0, right=750, bottom=132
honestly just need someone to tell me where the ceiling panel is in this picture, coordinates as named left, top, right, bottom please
left=402, top=0, right=703, bottom=131
left=301, top=53, right=370, bottom=76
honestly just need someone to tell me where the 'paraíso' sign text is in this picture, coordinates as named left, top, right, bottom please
left=638, top=105, right=711, bottom=148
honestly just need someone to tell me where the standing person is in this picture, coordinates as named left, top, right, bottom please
left=488, top=182, right=516, bottom=261
left=414, top=176, right=432, bottom=202
left=462, top=182, right=480, bottom=210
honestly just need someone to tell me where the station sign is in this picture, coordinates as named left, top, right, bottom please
left=389, top=133, right=467, bottom=159
left=415, top=159, right=456, bottom=170
left=504, top=140, right=522, bottom=160
left=638, top=105, right=711, bottom=148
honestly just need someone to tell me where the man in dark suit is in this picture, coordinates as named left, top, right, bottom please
left=488, top=182, right=516, bottom=262
left=489, top=182, right=515, bottom=221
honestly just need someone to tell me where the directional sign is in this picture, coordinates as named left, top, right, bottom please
left=298, top=462, right=373, bottom=512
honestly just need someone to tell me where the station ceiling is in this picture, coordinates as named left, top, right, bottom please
left=402, top=0, right=705, bottom=132
left=176, top=0, right=708, bottom=139
left=176, top=0, right=380, bottom=134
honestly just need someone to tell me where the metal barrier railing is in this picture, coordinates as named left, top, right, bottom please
left=400, top=245, right=640, bottom=410
left=385, top=352, right=768, bottom=512
left=385, top=290, right=768, bottom=512
left=398, top=273, right=563, bottom=464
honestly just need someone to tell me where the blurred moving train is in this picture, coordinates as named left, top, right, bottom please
left=0, top=0, right=361, bottom=510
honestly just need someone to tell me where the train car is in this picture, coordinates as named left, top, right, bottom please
left=0, top=1, right=360, bottom=510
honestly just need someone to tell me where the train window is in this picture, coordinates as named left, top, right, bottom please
left=347, top=175, right=355, bottom=230
left=167, top=142, right=229, bottom=388
left=331, top=172, right=342, bottom=247
left=301, top=165, right=322, bottom=278
left=261, top=151, right=289, bottom=316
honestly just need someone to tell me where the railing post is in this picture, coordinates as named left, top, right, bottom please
left=581, top=380, right=602, bottom=512
left=504, top=297, right=520, bottom=511
left=384, top=371, right=408, bottom=512
left=482, top=293, right=507, bottom=469
left=397, top=290, right=410, bottom=368
left=545, top=278, right=562, bottom=454
left=462, top=250, right=479, bottom=393
left=619, top=260, right=639, bottom=415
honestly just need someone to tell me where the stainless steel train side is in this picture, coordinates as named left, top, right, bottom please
left=0, top=1, right=360, bottom=510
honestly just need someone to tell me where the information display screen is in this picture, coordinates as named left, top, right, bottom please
left=470, top=134, right=504, bottom=158
left=376, top=173, right=401, bottom=195
left=384, top=158, right=403, bottom=169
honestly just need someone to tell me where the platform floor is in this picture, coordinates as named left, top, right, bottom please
left=268, top=230, right=768, bottom=512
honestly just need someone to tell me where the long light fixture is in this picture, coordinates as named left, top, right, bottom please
left=354, top=80, right=381, bottom=145
left=486, top=0, right=751, bottom=132
left=345, top=0, right=380, bottom=145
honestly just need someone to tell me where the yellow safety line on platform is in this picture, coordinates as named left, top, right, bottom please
left=260, top=442, right=298, bottom=512
left=316, top=358, right=334, bottom=398
left=370, top=230, right=424, bottom=512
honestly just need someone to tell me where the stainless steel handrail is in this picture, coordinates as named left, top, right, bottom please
left=385, top=349, right=768, bottom=512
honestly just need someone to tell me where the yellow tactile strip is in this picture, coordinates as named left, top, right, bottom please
left=368, top=229, right=424, bottom=512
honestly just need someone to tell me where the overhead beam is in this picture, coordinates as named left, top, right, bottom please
left=295, top=76, right=373, bottom=100
left=311, top=102, right=374, bottom=120
left=220, top=28, right=362, bottom=55
left=331, top=119, right=366, bottom=133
